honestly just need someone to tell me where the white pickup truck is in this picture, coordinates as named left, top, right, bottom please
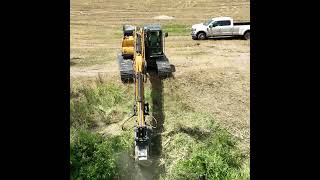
left=191, top=17, right=250, bottom=40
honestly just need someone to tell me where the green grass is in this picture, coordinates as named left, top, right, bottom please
left=160, top=110, right=249, bottom=180
left=162, top=24, right=190, bottom=36
left=70, top=80, right=249, bottom=179
left=164, top=128, right=249, bottom=180
left=70, top=81, right=134, bottom=129
left=111, top=24, right=190, bottom=37
left=70, top=128, right=133, bottom=180
left=113, top=30, right=123, bottom=39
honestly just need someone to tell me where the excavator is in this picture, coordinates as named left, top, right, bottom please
left=117, top=24, right=172, bottom=161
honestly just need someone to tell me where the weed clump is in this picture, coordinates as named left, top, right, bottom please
left=70, top=129, right=132, bottom=180
left=70, top=129, right=116, bottom=179
left=70, top=82, right=133, bottom=129
left=164, top=128, right=249, bottom=180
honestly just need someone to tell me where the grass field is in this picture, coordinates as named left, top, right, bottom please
left=70, top=0, right=250, bottom=179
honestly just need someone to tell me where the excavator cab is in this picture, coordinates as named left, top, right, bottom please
left=148, top=31, right=162, bottom=56
left=144, top=25, right=166, bottom=58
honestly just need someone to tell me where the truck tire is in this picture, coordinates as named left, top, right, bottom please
left=244, top=31, right=250, bottom=40
left=197, top=32, right=207, bottom=40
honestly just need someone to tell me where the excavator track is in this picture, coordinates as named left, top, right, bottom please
left=156, top=55, right=172, bottom=79
left=118, top=54, right=134, bottom=83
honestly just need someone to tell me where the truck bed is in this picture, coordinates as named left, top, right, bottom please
left=234, top=22, right=250, bottom=26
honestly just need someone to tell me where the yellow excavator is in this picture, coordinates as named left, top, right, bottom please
left=117, top=24, right=172, bottom=161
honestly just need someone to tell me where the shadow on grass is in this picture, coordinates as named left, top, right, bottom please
left=70, top=61, right=77, bottom=66
left=208, top=36, right=246, bottom=40
left=166, top=125, right=212, bottom=141
left=117, top=72, right=166, bottom=180
left=148, top=74, right=165, bottom=179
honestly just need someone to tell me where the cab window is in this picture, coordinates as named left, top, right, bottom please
left=149, top=31, right=162, bottom=46
left=216, top=20, right=231, bottom=26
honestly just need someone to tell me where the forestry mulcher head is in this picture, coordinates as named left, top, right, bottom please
left=121, top=101, right=156, bottom=161
left=134, top=126, right=153, bottom=161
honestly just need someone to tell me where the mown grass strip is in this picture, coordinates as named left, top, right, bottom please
left=162, top=24, right=190, bottom=36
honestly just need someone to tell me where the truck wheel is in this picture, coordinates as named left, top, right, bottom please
left=244, top=31, right=250, bottom=40
left=197, top=32, right=207, bottom=40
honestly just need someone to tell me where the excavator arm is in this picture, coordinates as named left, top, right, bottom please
left=133, top=28, right=150, bottom=160
left=120, top=26, right=152, bottom=161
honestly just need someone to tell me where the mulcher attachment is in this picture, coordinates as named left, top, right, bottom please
left=134, top=126, right=153, bottom=161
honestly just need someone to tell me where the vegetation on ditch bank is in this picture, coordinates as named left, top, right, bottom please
left=70, top=128, right=133, bottom=179
left=71, top=129, right=117, bottom=179
left=70, top=80, right=249, bottom=179
left=164, top=129, right=249, bottom=179
left=70, top=81, right=133, bottom=129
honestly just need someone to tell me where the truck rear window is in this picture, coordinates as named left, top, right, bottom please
left=217, top=20, right=231, bottom=26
